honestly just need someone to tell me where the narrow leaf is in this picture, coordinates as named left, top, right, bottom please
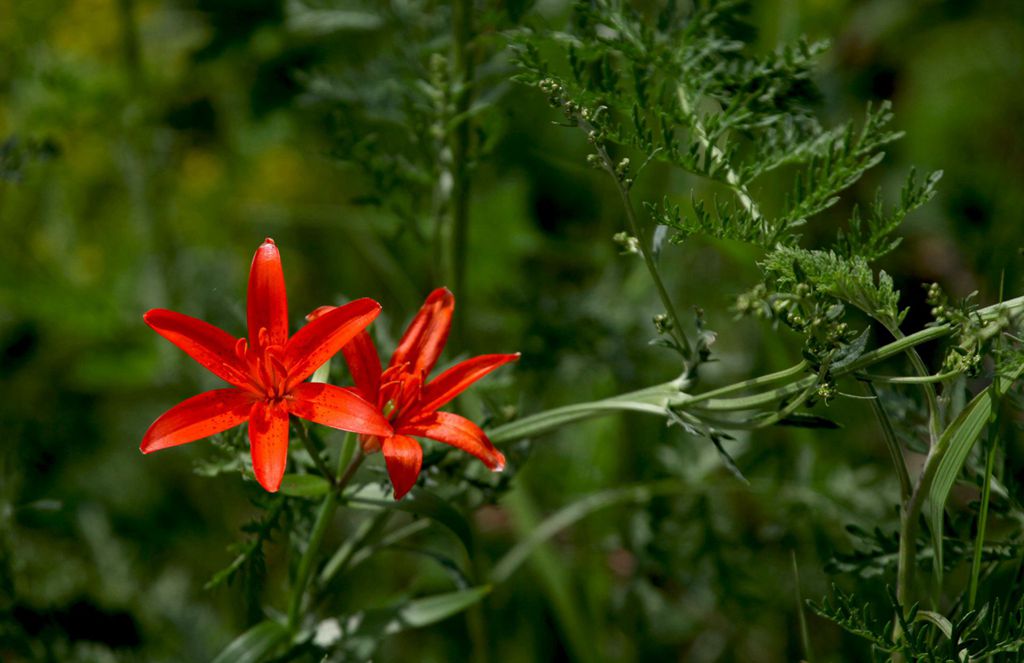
left=383, top=586, right=491, bottom=634
left=211, top=620, right=288, bottom=663
left=491, top=481, right=687, bottom=583
left=928, top=362, right=1023, bottom=579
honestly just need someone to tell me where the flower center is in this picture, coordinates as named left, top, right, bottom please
left=236, top=329, right=290, bottom=399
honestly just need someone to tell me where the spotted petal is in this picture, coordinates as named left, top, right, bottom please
left=340, top=330, right=383, bottom=403
left=389, top=287, right=454, bottom=378
left=289, top=382, right=392, bottom=437
left=141, top=389, right=255, bottom=453
left=400, top=411, right=505, bottom=471
left=382, top=435, right=423, bottom=500
left=284, top=298, right=382, bottom=387
left=418, top=353, right=519, bottom=413
left=144, top=309, right=254, bottom=389
left=248, top=398, right=291, bottom=492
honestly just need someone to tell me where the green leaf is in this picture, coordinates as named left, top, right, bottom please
left=395, top=489, right=475, bottom=553
left=928, top=387, right=995, bottom=581
left=210, top=620, right=288, bottom=663
left=279, top=474, right=330, bottom=498
left=915, top=610, right=953, bottom=640
left=928, top=361, right=1024, bottom=579
left=348, top=487, right=475, bottom=553
left=383, top=586, right=492, bottom=634
left=490, top=481, right=688, bottom=583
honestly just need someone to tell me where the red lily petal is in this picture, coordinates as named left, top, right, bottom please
left=248, top=398, right=291, bottom=492
left=399, top=411, right=505, bottom=471
left=390, top=287, right=454, bottom=378
left=305, top=306, right=335, bottom=322
left=382, top=435, right=423, bottom=500
left=340, top=330, right=383, bottom=403
left=418, top=353, right=520, bottom=413
left=289, top=382, right=392, bottom=437
left=248, top=238, right=289, bottom=351
left=144, top=309, right=254, bottom=389
left=141, top=388, right=255, bottom=453
left=284, top=298, right=382, bottom=387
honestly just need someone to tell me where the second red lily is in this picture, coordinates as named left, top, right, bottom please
left=309, top=288, right=519, bottom=499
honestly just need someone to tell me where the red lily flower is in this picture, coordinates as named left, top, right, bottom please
left=141, top=238, right=393, bottom=492
left=308, top=287, right=519, bottom=499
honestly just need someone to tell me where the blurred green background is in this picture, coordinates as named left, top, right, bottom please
left=1, top=1, right=1023, bottom=661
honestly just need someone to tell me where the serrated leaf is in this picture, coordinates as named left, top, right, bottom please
left=279, top=474, right=331, bottom=498
left=211, top=620, right=288, bottom=663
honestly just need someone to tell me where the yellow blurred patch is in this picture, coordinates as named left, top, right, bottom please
left=51, top=0, right=120, bottom=58
left=181, top=148, right=223, bottom=196
left=246, top=146, right=310, bottom=202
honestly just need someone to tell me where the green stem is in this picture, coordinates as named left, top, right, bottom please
left=581, top=121, right=693, bottom=364
left=856, top=369, right=962, bottom=385
left=287, top=447, right=365, bottom=632
left=883, top=324, right=942, bottom=445
left=318, top=510, right=392, bottom=587
left=488, top=379, right=689, bottom=444
left=449, top=0, right=473, bottom=309
left=968, top=430, right=999, bottom=610
left=295, top=421, right=336, bottom=488
left=684, top=360, right=810, bottom=405
left=897, top=468, right=928, bottom=614
left=488, top=294, right=1024, bottom=446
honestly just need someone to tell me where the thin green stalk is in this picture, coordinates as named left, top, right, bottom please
left=791, top=550, right=814, bottom=663
left=488, top=380, right=688, bottom=444
left=856, top=369, right=962, bottom=385
left=582, top=121, right=693, bottom=364
left=319, top=510, right=391, bottom=587
left=684, top=360, right=810, bottom=405
left=287, top=447, right=365, bottom=632
left=295, top=421, right=336, bottom=488
left=336, top=432, right=358, bottom=480
left=449, top=0, right=474, bottom=314
left=968, top=430, right=999, bottom=610
left=883, top=324, right=942, bottom=445
left=896, top=440, right=943, bottom=621
left=687, top=381, right=818, bottom=430
left=863, top=381, right=913, bottom=502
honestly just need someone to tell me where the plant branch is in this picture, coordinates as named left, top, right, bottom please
left=489, top=295, right=1024, bottom=444
left=575, top=115, right=694, bottom=365
left=287, top=446, right=365, bottom=632
left=883, top=323, right=942, bottom=445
